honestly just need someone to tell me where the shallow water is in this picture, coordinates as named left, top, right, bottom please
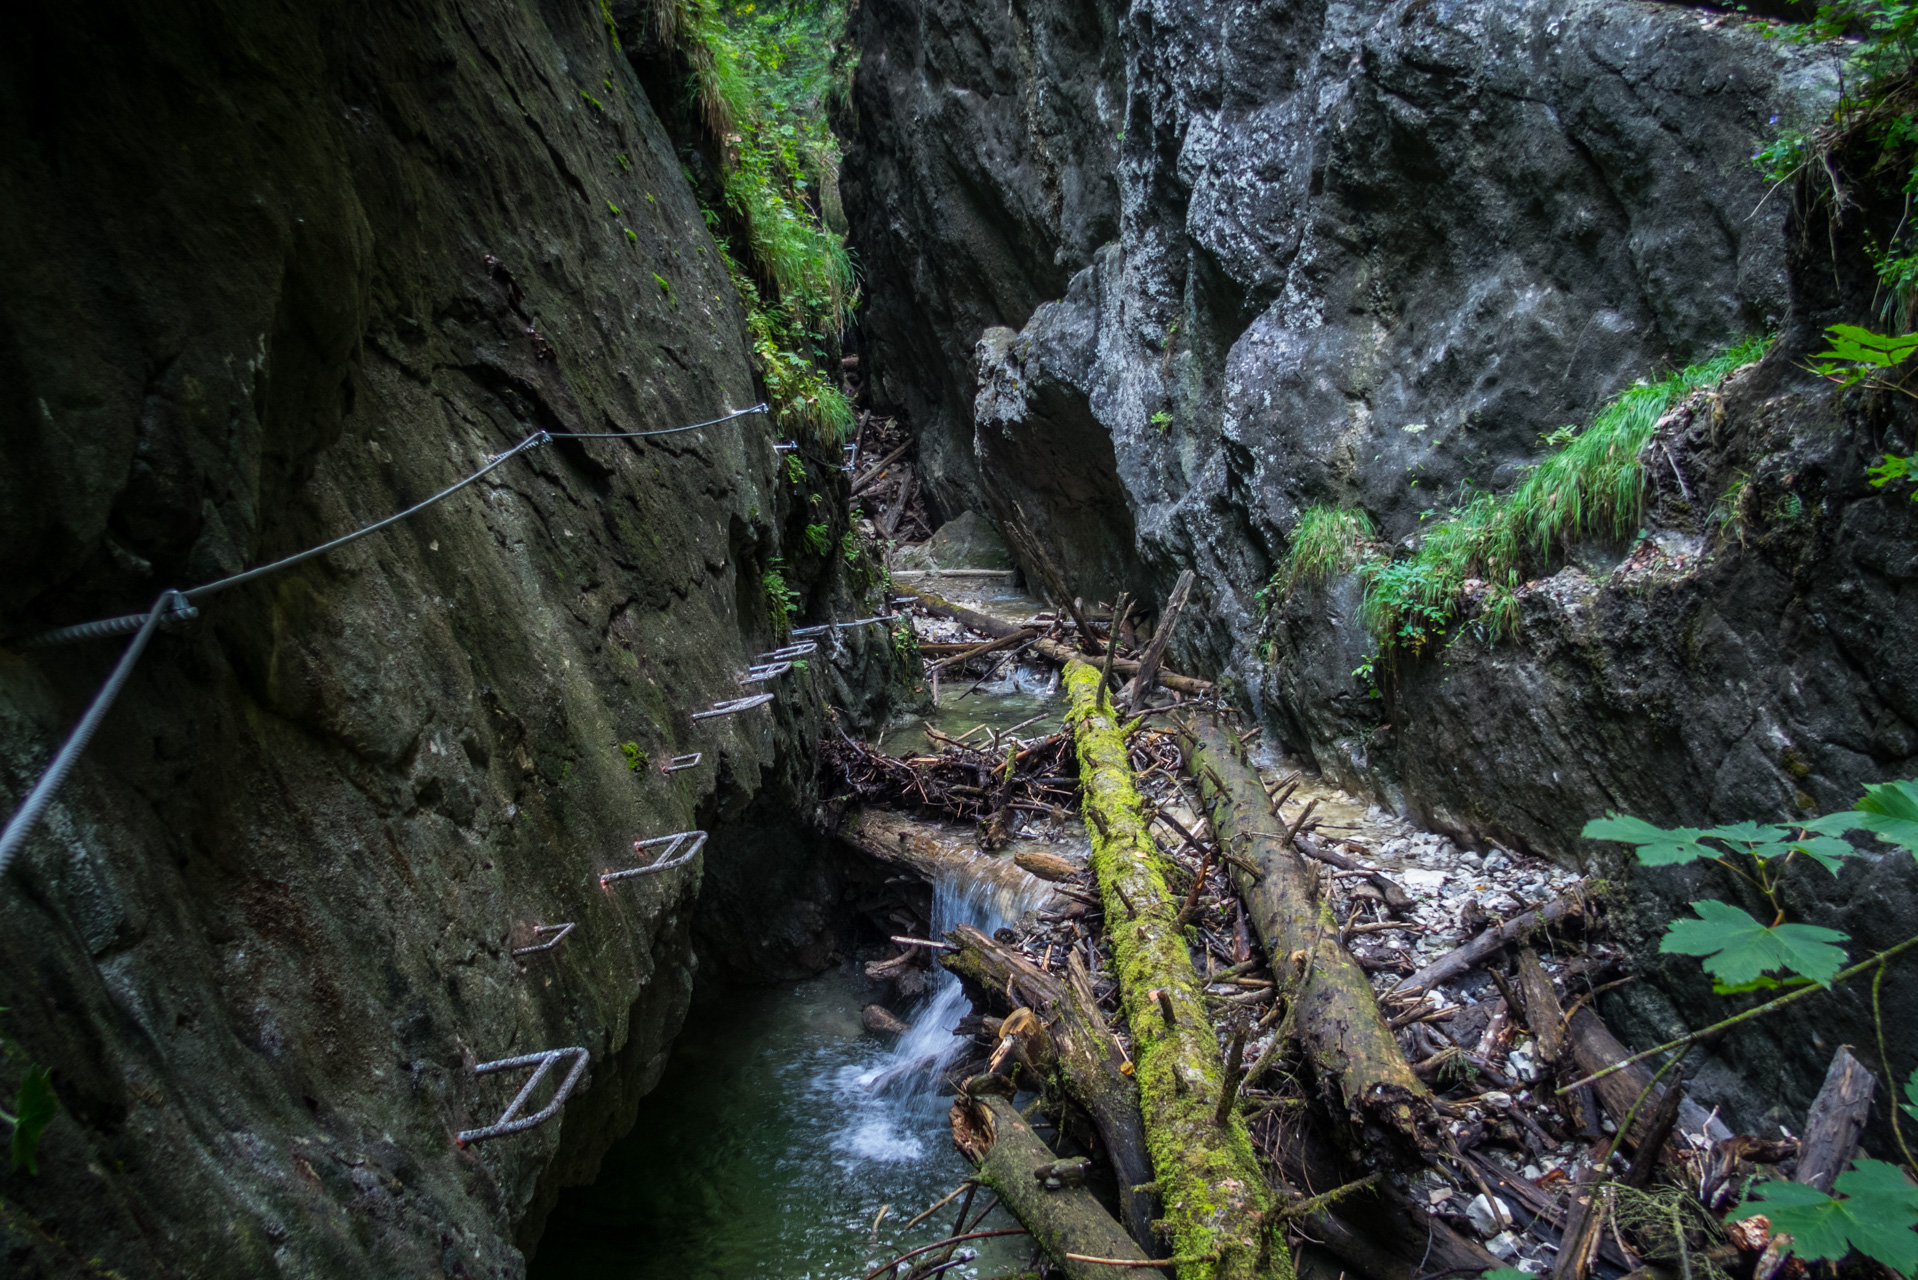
left=530, top=875, right=1048, bottom=1280
left=880, top=583, right=1064, bottom=758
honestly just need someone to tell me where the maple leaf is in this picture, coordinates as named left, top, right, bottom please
left=1660, top=900, right=1849, bottom=987
left=1582, top=814, right=1716, bottom=866
left=1733, top=1160, right=1918, bottom=1277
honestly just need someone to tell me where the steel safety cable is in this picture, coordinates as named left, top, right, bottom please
left=561, top=402, right=767, bottom=439
left=0, top=591, right=184, bottom=876
left=3, top=401, right=763, bottom=872
left=26, top=402, right=767, bottom=648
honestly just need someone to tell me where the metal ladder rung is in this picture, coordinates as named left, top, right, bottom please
left=690, top=693, right=775, bottom=720
left=599, top=830, right=708, bottom=886
left=456, top=1047, right=590, bottom=1146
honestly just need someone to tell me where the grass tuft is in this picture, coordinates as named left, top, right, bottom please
left=1268, top=336, right=1768, bottom=656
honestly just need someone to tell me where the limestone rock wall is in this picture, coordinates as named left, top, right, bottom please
left=0, top=2, right=892, bottom=1275
left=844, top=0, right=1918, bottom=1126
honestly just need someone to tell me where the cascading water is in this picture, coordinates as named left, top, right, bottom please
left=824, top=869, right=1052, bottom=1165
left=529, top=860, right=1057, bottom=1280
left=532, top=581, right=1065, bottom=1279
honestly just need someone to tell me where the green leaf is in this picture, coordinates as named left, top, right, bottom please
left=1903, top=1067, right=1918, bottom=1126
left=11, top=1067, right=57, bottom=1176
left=1801, top=780, right=1918, bottom=856
left=1660, top=899, right=1849, bottom=987
left=1734, top=1160, right=1918, bottom=1277
left=1868, top=454, right=1915, bottom=494
left=1701, top=821, right=1790, bottom=846
left=1816, top=324, right=1918, bottom=369
left=1479, top=1270, right=1531, bottom=1280
left=1582, top=813, right=1718, bottom=865
left=1784, top=836, right=1858, bottom=874
left=1856, top=780, right=1918, bottom=855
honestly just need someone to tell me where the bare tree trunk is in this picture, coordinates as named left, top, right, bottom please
left=1183, top=718, right=1435, bottom=1152
left=969, top=1094, right=1165, bottom=1280
left=1796, top=1046, right=1876, bottom=1193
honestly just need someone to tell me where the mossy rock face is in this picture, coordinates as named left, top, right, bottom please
left=1064, top=664, right=1288, bottom=1280
left=0, top=2, right=900, bottom=1274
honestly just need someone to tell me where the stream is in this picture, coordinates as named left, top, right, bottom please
left=530, top=873, right=1049, bottom=1280
left=531, top=582, right=1062, bottom=1280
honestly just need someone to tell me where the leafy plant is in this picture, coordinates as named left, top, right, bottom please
left=763, top=556, right=800, bottom=630
left=1732, top=1160, right=1918, bottom=1277
left=1352, top=653, right=1382, bottom=700
left=619, top=741, right=649, bottom=772
left=1346, top=336, right=1766, bottom=655
left=656, top=0, right=858, bottom=442
left=8, top=1066, right=56, bottom=1175
left=1151, top=409, right=1173, bottom=432
left=1585, top=781, right=1918, bottom=1275
left=1871, top=452, right=1918, bottom=498
left=1269, top=506, right=1377, bottom=601
left=801, top=521, right=833, bottom=555
left=783, top=454, right=806, bottom=484
left=1752, top=0, right=1918, bottom=318
left=1811, top=323, right=1918, bottom=388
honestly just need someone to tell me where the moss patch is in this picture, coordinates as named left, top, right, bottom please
left=1064, top=664, right=1290, bottom=1280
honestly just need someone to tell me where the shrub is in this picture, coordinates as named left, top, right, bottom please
left=653, top=0, right=857, bottom=442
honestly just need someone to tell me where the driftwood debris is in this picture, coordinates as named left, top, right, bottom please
left=1125, top=569, right=1195, bottom=708
left=822, top=728, right=1077, bottom=828
left=903, top=586, right=1217, bottom=698
left=1795, top=1045, right=1876, bottom=1193
left=1184, top=718, right=1435, bottom=1150
left=967, top=1094, right=1164, bottom=1280
left=944, top=923, right=1158, bottom=1249
left=1063, top=663, right=1282, bottom=1280
left=1392, top=894, right=1585, bottom=996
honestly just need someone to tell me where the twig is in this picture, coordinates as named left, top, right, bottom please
left=1216, top=1022, right=1249, bottom=1125
left=904, top=1181, right=976, bottom=1232
left=1066, top=1252, right=1214, bottom=1267
left=1276, top=1171, right=1383, bottom=1222
left=1282, top=797, right=1320, bottom=849
left=1557, top=932, right=1918, bottom=1093
left=860, top=1230, right=1027, bottom=1280
left=893, top=935, right=958, bottom=952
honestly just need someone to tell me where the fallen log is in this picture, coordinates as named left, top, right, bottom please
left=1183, top=718, right=1435, bottom=1152
left=1063, top=663, right=1283, bottom=1280
left=881, top=465, right=915, bottom=537
left=851, top=440, right=912, bottom=492
left=831, top=805, right=1060, bottom=912
left=968, top=1094, right=1164, bottom=1280
left=927, top=628, right=1039, bottom=677
left=1391, top=895, right=1585, bottom=996
left=904, top=587, right=1217, bottom=698
left=944, top=925, right=1158, bottom=1249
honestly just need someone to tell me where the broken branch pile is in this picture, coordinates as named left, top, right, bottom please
left=822, top=727, right=1077, bottom=836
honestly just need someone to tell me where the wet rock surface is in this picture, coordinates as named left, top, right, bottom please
left=0, top=3, right=897, bottom=1276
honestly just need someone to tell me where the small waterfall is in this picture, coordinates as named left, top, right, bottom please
left=820, top=862, right=1051, bottom=1165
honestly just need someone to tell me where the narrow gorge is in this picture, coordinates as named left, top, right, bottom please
left=1, top=0, right=1915, bottom=1277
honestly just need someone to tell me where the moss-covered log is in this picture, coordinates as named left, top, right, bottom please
left=944, top=922, right=1158, bottom=1248
left=970, top=1095, right=1166, bottom=1280
left=1063, top=663, right=1286, bottom=1280
left=1184, top=718, right=1436, bottom=1153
